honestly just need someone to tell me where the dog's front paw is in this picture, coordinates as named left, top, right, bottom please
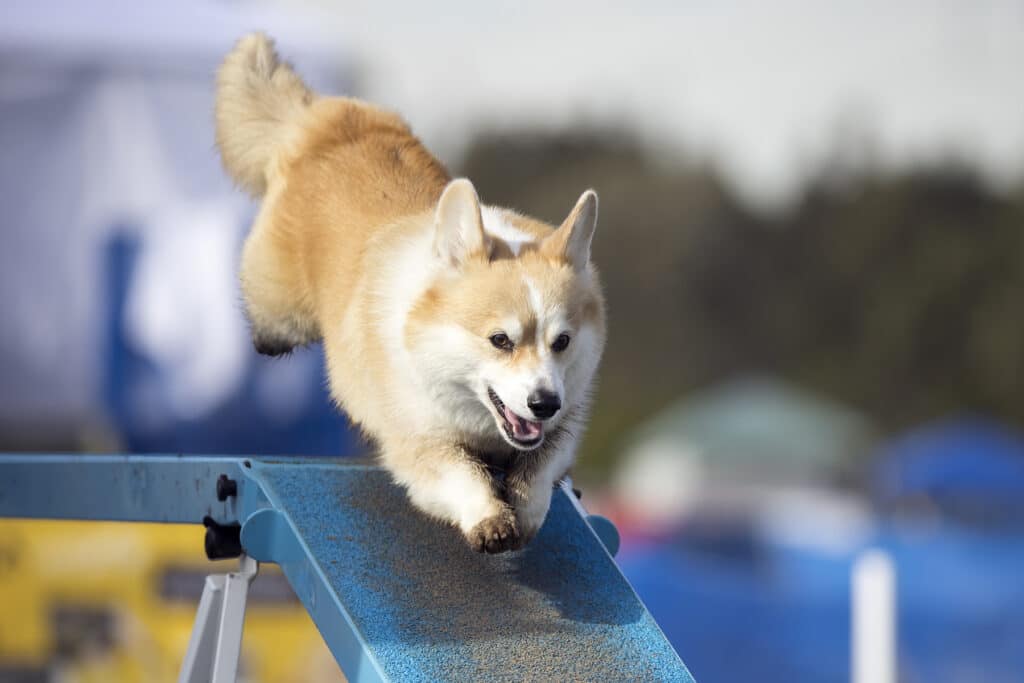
left=465, top=511, right=520, bottom=554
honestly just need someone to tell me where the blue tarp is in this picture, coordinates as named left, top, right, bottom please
left=620, top=526, right=1024, bottom=683
left=620, top=419, right=1024, bottom=682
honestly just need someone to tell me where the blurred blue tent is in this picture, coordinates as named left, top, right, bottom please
left=104, top=234, right=361, bottom=456
left=0, top=0, right=360, bottom=455
left=872, top=419, right=1024, bottom=529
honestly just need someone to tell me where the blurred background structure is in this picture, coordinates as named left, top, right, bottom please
left=1, top=1, right=1023, bottom=681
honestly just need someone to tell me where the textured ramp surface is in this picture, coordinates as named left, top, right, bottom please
left=255, top=463, right=693, bottom=682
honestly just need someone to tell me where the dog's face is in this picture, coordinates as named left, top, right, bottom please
left=406, top=180, right=605, bottom=450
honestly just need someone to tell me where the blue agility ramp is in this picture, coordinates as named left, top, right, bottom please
left=0, top=454, right=694, bottom=682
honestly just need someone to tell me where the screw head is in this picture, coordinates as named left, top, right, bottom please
left=216, top=474, right=238, bottom=501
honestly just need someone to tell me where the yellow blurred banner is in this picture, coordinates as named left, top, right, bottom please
left=0, top=520, right=344, bottom=683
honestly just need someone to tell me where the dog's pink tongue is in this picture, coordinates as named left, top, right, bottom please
left=503, top=405, right=543, bottom=441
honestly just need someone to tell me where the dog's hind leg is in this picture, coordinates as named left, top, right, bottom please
left=239, top=204, right=320, bottom=357
left=249, top=316, right=314, bottom=357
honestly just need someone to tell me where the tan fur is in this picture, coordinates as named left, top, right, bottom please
left=215, top=34, right=606, bottom=553
left=215, top=33, right=316, bottom=196
left=408, top=257, right=603, bottom=354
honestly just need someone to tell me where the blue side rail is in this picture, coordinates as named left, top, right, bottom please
left=0, top=454, right=694, bottom=682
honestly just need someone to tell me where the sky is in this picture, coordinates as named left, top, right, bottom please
left=294, top=0, right=1024, bottom=207
left=4, top=0, right=1019, bottom=207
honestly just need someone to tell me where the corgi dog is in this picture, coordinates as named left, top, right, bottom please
left=215, top=34, right=605, bottom=553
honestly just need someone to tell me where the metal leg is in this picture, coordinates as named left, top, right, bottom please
left=179, top=555, right=259, bottom=683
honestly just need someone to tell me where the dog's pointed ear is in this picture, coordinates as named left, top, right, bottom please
left=434, top=178, right=488, bottom=266
left=542, top=189, right=598, bottom=272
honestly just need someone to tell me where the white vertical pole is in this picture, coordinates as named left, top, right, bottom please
left=852, top=549, right=896, bottom=683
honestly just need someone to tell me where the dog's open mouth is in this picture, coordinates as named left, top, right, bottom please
left=488, top=387, right=544, bottom=449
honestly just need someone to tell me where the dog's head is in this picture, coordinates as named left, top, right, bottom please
left=406, top=179, right=606, bottom=451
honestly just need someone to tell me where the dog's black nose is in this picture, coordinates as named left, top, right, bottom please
left=527, top=390, right=561, bottom=419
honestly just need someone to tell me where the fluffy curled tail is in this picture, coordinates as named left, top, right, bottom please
left=215, top=33, right=313, bottom=196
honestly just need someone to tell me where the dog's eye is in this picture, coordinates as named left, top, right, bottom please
left=490, top=332, right=513, bottom=351
left=552, top=333, right=571, bottom=353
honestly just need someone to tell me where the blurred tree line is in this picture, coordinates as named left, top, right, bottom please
left=457, top=130, right=1024, bottom=479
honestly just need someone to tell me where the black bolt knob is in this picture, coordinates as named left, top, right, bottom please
left=216, top=474, right=238, bottom=501
left=203, top=516, right=242, bottom=560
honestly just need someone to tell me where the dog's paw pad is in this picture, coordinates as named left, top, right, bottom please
left=466, top=514, right=520, bottom=554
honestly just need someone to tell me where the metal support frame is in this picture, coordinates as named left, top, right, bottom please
left=0, top=454, right=693, bottom=682
left=178, top=554, right=259, bottom=683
